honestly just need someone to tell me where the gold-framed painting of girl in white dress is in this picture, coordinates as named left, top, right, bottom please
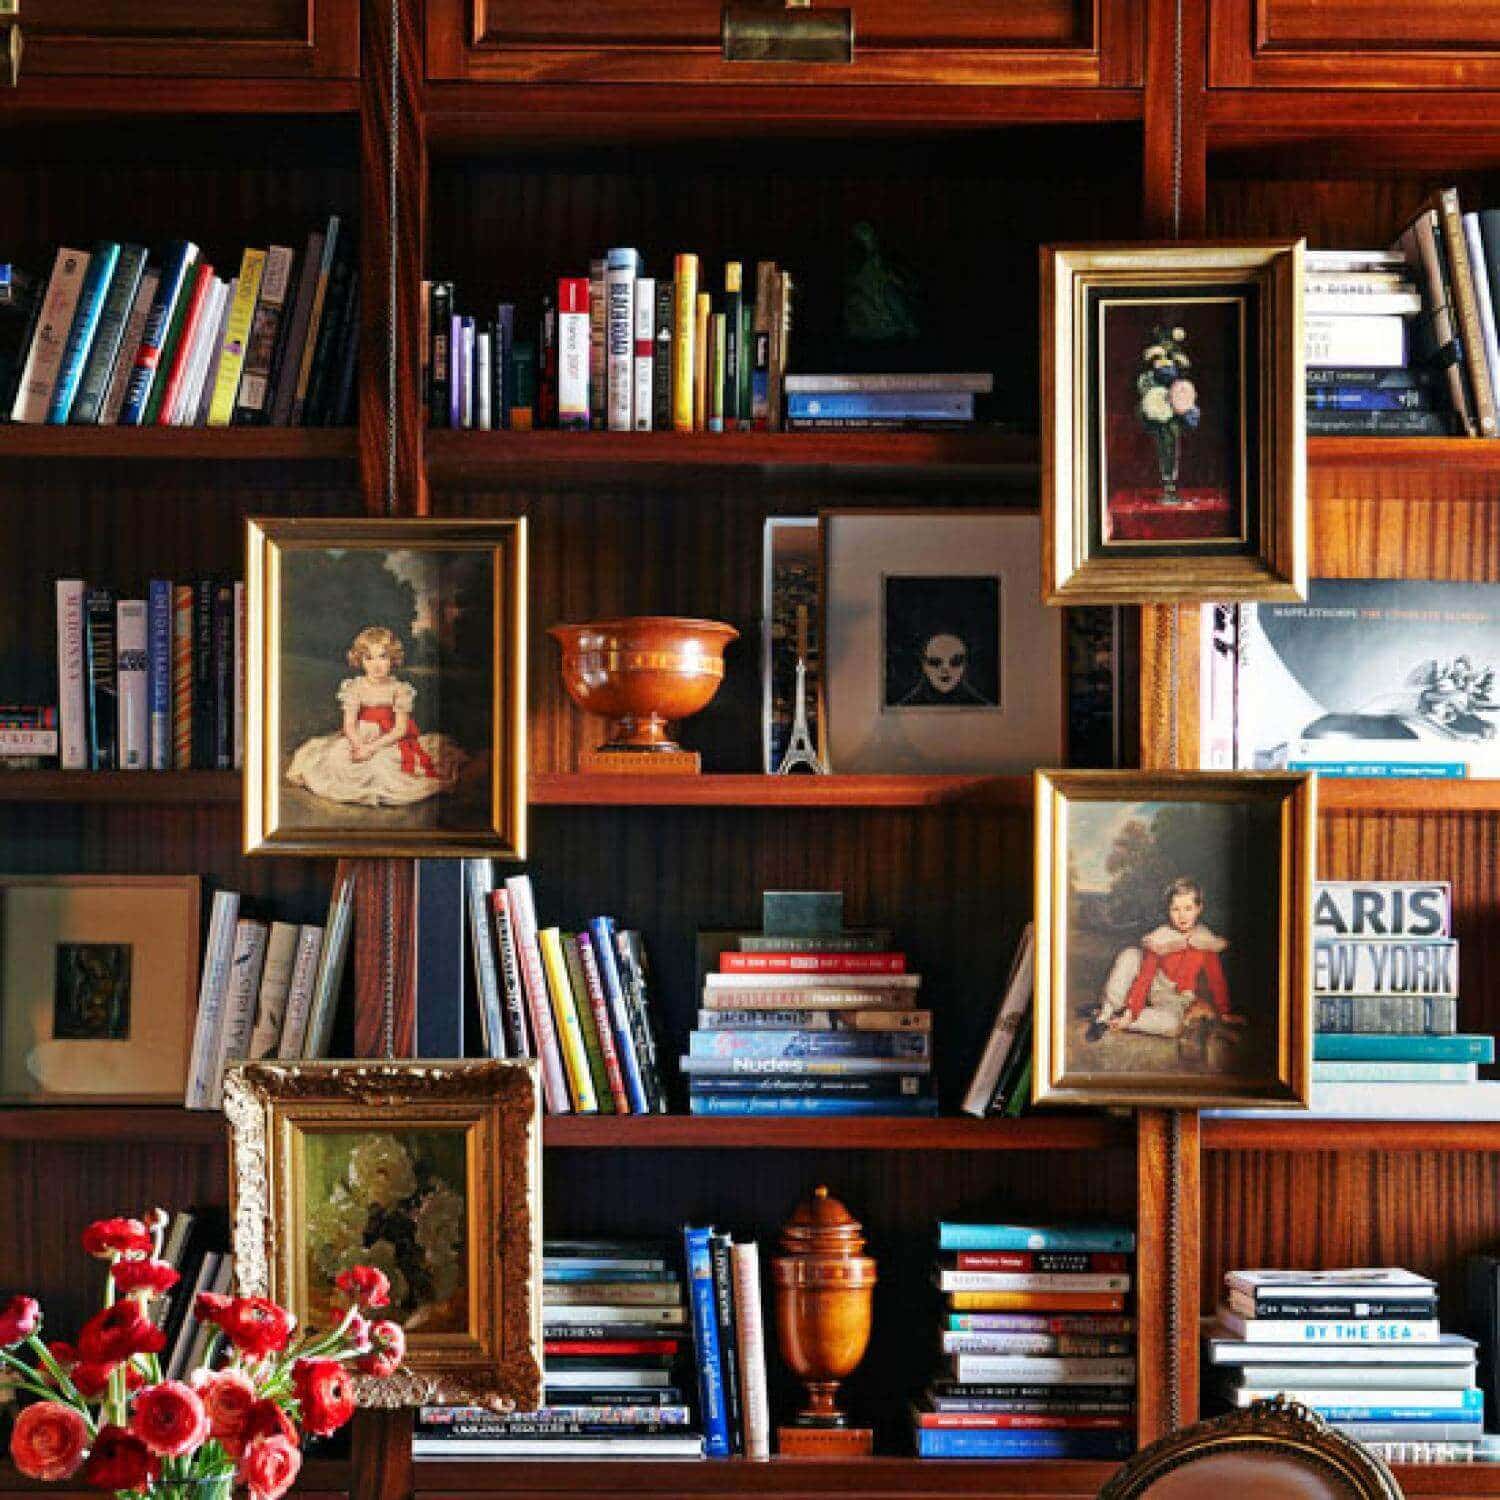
left=244, top=518, right=526, bottom=858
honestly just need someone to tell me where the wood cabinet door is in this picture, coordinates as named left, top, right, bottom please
left=1209, top=0, right=1500, bottom=88
left=426, top=0, right=1142, bottom=87
left=22, top=0, right=359, bottom=78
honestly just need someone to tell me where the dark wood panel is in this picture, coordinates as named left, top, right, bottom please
left=1209, top=0, right=1500, bottom=90
left=426, top=0, right=1141, bottom=87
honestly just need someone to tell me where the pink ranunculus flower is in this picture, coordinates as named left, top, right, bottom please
left=197, top=1368, right=259, bottom=1456
left=1168, top=378, right=1197, bottom=415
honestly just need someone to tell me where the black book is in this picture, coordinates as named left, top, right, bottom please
left=1467, top=1255, right=1500, bottom=1429
left=429, top=281, right=454, bottom=428
left=304, top=244, right=354, bottom=426
left=1306, top=366, right=1438, bottom=391
left=330, top=283, right=361, bottom=428
left=927, top=1381, right=1137, bottom=1403
left=653, top=280, right=674, bottom=432
left=415, top=858, right=465, bottom=1058
left=191, top=579, right=215, bottom=770
left=211, top=582, right=234, bottom=771
left=1306, top=410, right=1457, bottom=436
left=616, top=930, right=668, bottom=1112
left=84, top=588, right=117, bottom=770
left=538, top=1387, right=684, bottom=1407
left=708, top=1232, right=743, bottom=1454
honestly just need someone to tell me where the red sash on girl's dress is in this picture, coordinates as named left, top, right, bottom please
left=357, top=705, right=439, bottom=779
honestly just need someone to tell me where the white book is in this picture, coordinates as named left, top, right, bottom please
left=1206, top=1330, right=1475, bottom=1366
left=1313, top=937, right=1458, bottom=999
left=11, top=247, right=91, bottom=423
left=174, top=277, right=226, bottom=426
left=961, top=925, right=1033, bottom=1116
left=948, top=1355, right=1136, bottom=1385
left=541, top=1305, right=685, bottom=1327
left=605, top=248, right=640, bottom=431
left=1304, top=272, right=1417, bottom=295
left=633, top=277, right=655, bottom=431
left=1305, top=250, right=1409, bottom=272
left=413, top=1437, right=704, bottom=1459
left=185, top=891, right=242, bottom=1108
left=1227, top=1364, right=1475, bottom=1390
left=1215, top=1310, right=1440, bottom=1344
left=705, top=972, right=921, bottom=992
left=1312, top=1061, right=1476, bottom=1084
left=1312, top=882, right=1451, bottom=940
left=1304, top=291, right=1424, bottom=317
left=557, top=281, right=590, bottom=429
left=464, top=860, right=503, bottom=1058
left=731, top=1241, right=771, bottom=1460
left=1206, top=1082, right=1500, bottom=1121
left=277, top=925, right=325, bottom=1059
left=99, top=269, right=159, bottom=425
left=1303, top=314, right=1406, bottom=368
left=937, top=1270, right=1130, bottom=1294
left=1226, top=1269, right=1435, bottom=1299
left=233, top=581, right=245, bottom=772
left=55, top=580, right=88, bottom=769
left=475, top=331, right=492, bottom=430
left=1227, top=1387, right=1477, bottom=1410
left=1198, top=603, right=1238, bottom=770
left=249, top=922, right=300, bottom=1059
left=188, top=278, right=233, bottom=426
left=460, top=320, right=475, bottom=428
left=544, top=1368, right=671, bottom=1389
left=1466, top=212, right=1500, bottom=422
left=211, top=918, right=269, bottom=1107
left=115, top=598, right=149, bottom=770
left=503, top=873, right=571, bottom=1113
left=303, top=870, right=356, bottom=1059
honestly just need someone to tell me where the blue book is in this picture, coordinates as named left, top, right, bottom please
left=71, top=244, right=147, bottom=426
left=541, top=1265, right=669, bottom=1283
left=1314, top=1033, right=1494, bottom=1063
left=1306, top=387, right=1430, bottom=412
left=915, top=1429, right=1133, bottom=1460
left=589, top=917, right=649, bottom=1115
left=1307, top=1398, right=1482, bottom=1424
left=938, top=1223, right=1137, bottom=1254
left=47, top=241, right=120, bottom=423
left=119, top=242, right=198, bottom=426
left=146, top=580, right=173, bottom=769
left=687, top=1030, right=929, bottom=1060
left=1288, top=761, right=1465, bottom=779
left=682, top=1227, right=730, bottom=1458
left=689, top=1093, right=939, bottom=1116
left=415, top=859, right=465, bottom=1058
left=785, top=390, right=973, bottom=420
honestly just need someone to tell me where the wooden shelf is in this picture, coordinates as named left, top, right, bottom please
left=531, top=773, right=1032, bottom=808
left=544, top=1114, right=1129, bottom=1151
left=426, top=427, right=1038, bottom=482
left=0, top=771, right=242, bottom=804
left=1317, top=779, right=1500, bottom=813
left=1203, top=1117, right=1500, bottom=1153
left=1308, top=436, right=1500, bottom=474
left=0, top=427, right=357, bottom=462
left=0, top=1107, right=226, bottom=1144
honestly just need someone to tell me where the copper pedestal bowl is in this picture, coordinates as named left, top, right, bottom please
left=549, top=616, right=739, bottom=755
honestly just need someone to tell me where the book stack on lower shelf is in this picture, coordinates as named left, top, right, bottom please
left=1205, top=1268, right=1488, bottom=1463
left=414, top=1239, right=704, bottom=1460
left=912, top=1221, right=1137, bottom=1462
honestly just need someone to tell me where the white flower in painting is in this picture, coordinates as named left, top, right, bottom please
left=1169, top=379, right=1198, bottom=415
left=414, top=1183, right=465, bottom=1259
left=1172, top=326, right=1187, bottom=341
left=346, top=1134, right=417, bottom=1208
left=1143, top=344, right=1166, bottom=362
left=1140, top=386, right=1173, bottom=424
left=307, top=1184, right=367, bottom=1278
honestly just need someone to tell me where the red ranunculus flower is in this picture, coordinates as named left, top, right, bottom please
left=241, top=1399, right=299, bottom=1450
left=0, top=1295, right=40, bottom=1346
left=70, top=1359, right=117, bottom=1399
left=194, top=1291, right=232, bottom=1322
left=292, top=1358, right=355, bottom=1436
left=77, top=1300, right=166, bottom=1364
left=334, top=1265, right=391, bottom=1310
left=82, top=1424, right=158, bottom=1494
left=239, top=1434, right=302, bottom=1500
left=111, top=1258, right=179, bottom=1298
left=9, top=1401, right=89, bottom=1480
left=131, top=1379, right=210, bottom=1458
left=197, top=1370, right=258, bottom=1456
left=344, top=1311, right=371, bottom=1352
left=42, top=1341, right=76, bottom=1384
left=355, top=1320, right=405, bottom=1379
left=196, top=1295, right=296, bottom=1359
left=81, top=1218, right=151, bottom=1259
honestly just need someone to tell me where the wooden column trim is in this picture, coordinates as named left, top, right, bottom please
left=352, top=859, right=419, bottom=1058
left=351, top=1408, right=416, bottom=1500
left=1136, top=1107, right=1202, bottom=1443
left=1142, top=0, right=1208, bottom=238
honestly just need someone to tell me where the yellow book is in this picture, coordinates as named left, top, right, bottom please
left=693, top=291, right=711, bottom=432
left=672, top=254, right=698, bottom=433
left=946, top=1290, right=1127, bottom=1313
left=709, top=312, right=726, bottom=433
left=539, top=927, right=599, bottom=1112
left=207, top=248, right=266, bottom=427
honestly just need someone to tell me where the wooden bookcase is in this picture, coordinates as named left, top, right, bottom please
left=5, top=1, right=1500, bottom=1496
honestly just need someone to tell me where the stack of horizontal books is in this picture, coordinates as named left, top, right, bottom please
left=912, top=1221, right=1137, bottom=1461
left=1206, top=1268, right=1485, bottom=1462
left=782, top=372, right=993, bottom=431
left=413, top=1240, right=703, bottom=1459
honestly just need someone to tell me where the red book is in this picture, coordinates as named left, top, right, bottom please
left=955, top=1252, right=1129, bottom=1273
left=153, top=262, right=215, bottom=426
left=718, top=952, right=906, bottom=975
left=914, top=1413, right=1132, bottom=1431
left=575, top=930, right=630, bottom=1113
left=543, top=1340, right=681, bottom=1358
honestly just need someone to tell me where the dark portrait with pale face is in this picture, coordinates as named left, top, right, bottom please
left=883, top=576, right=1001, bottom=710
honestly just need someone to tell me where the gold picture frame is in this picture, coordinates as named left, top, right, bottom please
left=245, top=516, right=527, bottom=858
left=223, top=1060, right=543, bottom=1411
left=1034, top=770, right=1314, bottom=1109
left=1041, top=241, right=1306, bottom=604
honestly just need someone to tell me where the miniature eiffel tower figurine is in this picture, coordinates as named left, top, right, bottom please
left=778, top=606, right=828, bottom=775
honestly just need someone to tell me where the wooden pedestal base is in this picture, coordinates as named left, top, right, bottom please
left=777, top=1426, right=875, bottom=1458
left=579, top=748, right=702, bottom=775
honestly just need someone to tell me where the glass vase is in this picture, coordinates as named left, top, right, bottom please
left=1153, top=420, right=1182, bottom=504
left=137, top=1475, right=235, bottom=1500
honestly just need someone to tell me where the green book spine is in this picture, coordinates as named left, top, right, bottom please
left=738, top=302, right=753, bottom=423
left=563, top=934, right=616, bottom=1113
left=142, top=271, right=197, bottom=426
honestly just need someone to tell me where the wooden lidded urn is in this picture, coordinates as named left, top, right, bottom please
left=771, top=1184, right=876, bottom=1446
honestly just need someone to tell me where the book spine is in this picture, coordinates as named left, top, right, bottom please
left=606, top=248, right=639, bottom=432
left=71, top=245, right=147, bottom=426
left=428, top=280, right=452, bottom=428
left=588, top=916, right=649, bottom=1115
left=730, top=1243, right=770, bottom=1460
left=688, top=1031, right=928, bottom=1059
left=146, top=580, right=173, bottom=770
left=212, top=919, right=269, bottom=1107
left=503, top=876, right=570, bottom=1113
left=693, top=292, right=710, bottom=431
left=84, top=588, right=118, bottom=770
left=185, top=891, right=241, bottom=1108
left=751, top=260, right=776, bottom=429
left=939, top=1271, right=1129, bottom=1294
left=12, top=248, right=91, bottom=423
left=172, top=585, right=193, bottom=769
left=739, top=299, right=753, bottom=423
left=562, top=936, right=615, bottom=1112
left=689, top=1093, right=938, bottom=1116
left=233, top=581, right=245, bottom=771
left=1314, top=994, right=1458, bottom=1034
left=475, top=329, right=493, bottom=430
left=914, top=1431, right=1132, bottom=1459
left=588, top=256, right=607, bottom=430
left=1302, top=314, right=1406, bottom=369
left=699, top=1008, right=931, bottom=1031
left=276, top=925, right=325, bottom=1060
left=311, top=252, right=358, bottom=426
left=459, top=318, right=475, bottom=428
left=249, top=922, right=300, bottom=1059
left=1306, top=387, right=1430, bottom=411
left=1305, top=366, right=1435, bottom=390
left=950, top=1355, right=1136, bottom=1383
left=147, top=262, right=213, bottom=426
left=55, top=581, right=87, bottom=769
left=290, top=219, right=340, bottom=426
left=671, top=256, right=698, bottom=433
left=115, top=598, right=148, bottom=771
left=723, top=264, right=742, bottom=430
left=1464, top=212, right=1500, bottom=411
left=772, top=271, right=792, bottom=430
left=303, top=863, right=356, bottom=1058
left=448, top=314, right=463, bottom=428
left=1305, top=410, right=1454, bottom=436
left=954, top=1252, right=1127, bottom=1273
left=737, top=931, right=892, bottom=953
left=557, top=278, right=590, bottom=431
left=1398, top=211, right=1474, bottom=434
left=539, top=928, right=599, bottom=1112
left=940, top=1333, right=1133, bottom=1356
left=490, top=891, right=533, bottom=1058
left=233, top=245, right=294, bottom=424
left=633, top=276, right=655, bottom=431
left=1437, top=188, right=1497, bottom=435
left=962, top=932, right=1035, bottom=1117
left=575, top=932, right=629, bottom=1112
left=207, top=249, right=266, bottom=426
left=47, top=242, right=118, bottom=423
left=496, top=302, right=515, bottom=429
left=1313, top=939, right=1458, bottom=998
left=463, top=861, right=505, bottom=1059
left=683, top=1228, right=730, bottom=1457
left=708, top=312, right=726, bottom=433
left=191, top=580, right=214, bottom=770
left=708, top=1232, right=743, bottom=1454
left=653, top=280, right=674, bottom=432
left=99, top=269, right=160, bottom=425
left=939, top=1225, right=1136, bottom=1253
left=537, top=294, right=556, bottom=429
left=212, top=583, right=234, bottom=770
left=511, top=341, right=536, bottom=428
left=1312, top=1060, right=1475, bottom=1083
left=1237, top=1296, right=1438, bottom=1319
left=722, top=951, right=908, bottom=975
left=1314, top=1033, right=1490, bottom=1062
left=617, top=931, right=667, bottom=1112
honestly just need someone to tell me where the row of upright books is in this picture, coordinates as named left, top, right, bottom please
left=3, top=218, right=356, bottom=428
left=424, top=253, right=792, bottom=433
left=914, top=1221, right=1136, bottom=1460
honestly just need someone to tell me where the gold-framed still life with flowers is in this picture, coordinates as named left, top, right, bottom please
left=1041, top=241, right=1307, bottom=605
left=223, top=1060, right=543, bottom=1411
left=244, top=516, right=527, bottom=859
left=1033, top=770, right=1314, bottom=1110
